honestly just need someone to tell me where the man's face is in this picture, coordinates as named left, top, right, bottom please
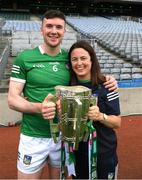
left=41, top=17, right=66, bottom=48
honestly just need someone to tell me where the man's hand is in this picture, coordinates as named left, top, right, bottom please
left=41, top=94, right=56, bottom=120
left=104, top=75, right=118, bottom=91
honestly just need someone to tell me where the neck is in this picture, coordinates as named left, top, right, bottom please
left=78, top=79, right=91, bottom=82
left=42, top=44, right=61, bottom=56
left=77, top=75, right=91, bottom=81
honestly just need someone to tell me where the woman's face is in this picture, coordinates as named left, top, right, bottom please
left=70, top=48, right=92, bottom=80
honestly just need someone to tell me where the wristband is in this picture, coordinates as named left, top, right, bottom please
left=103, top=113, right=108, bottom=121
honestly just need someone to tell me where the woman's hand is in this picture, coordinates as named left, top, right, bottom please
left=88, top=105, right=103, bottom=122
left=88, top=105, right=121, bottom=129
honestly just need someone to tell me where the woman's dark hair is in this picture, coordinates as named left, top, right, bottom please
left=42, top=9, right=66, bottom=23
left=68, top=40, right=106, bottom=86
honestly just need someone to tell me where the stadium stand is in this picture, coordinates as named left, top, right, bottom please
left=0, top=11, right=30, bottom=20
left=67, top=16, right=142, bottom=63
left=0, top=14, right=141, bottom=91
left=0, top=39, right=10, bottom=92
left=67, top=16, right=142, bottom=81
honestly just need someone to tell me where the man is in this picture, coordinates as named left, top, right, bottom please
left=8, top=9, right=117, bottom=179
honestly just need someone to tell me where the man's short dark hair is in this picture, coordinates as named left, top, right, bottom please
left=42, top=9, right=66, bottom=23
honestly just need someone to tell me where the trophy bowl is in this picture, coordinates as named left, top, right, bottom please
left=55, top=85, right=92, bottom=149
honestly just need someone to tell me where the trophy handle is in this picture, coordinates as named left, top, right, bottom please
left=47, top=95, right=59, bottom=143
left=74, top=98, right=82, bottom=150
left=90, top=94, right=98, bottom=107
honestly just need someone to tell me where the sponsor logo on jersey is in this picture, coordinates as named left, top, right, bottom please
left=49, top=62, right=60, bottom=65
left=33, top=64, right=45, bottom=68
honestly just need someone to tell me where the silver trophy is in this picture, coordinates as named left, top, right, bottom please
left=55, top=85, right=96, bottom=150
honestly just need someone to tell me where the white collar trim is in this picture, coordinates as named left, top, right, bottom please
left=38, top=45, right=44, bottom=54
left=38, top=45, right=62, bottom=55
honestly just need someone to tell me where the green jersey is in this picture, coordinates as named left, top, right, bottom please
left=10, top=46, right=70, bottom=137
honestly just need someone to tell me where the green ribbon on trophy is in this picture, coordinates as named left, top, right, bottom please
left=49, top=119, right=59, bottom=143
left=60, top=141, right=66, bottom=179
left=86, top=95, right=97, bottom=179
left=88, top=122, right=97, bottom=179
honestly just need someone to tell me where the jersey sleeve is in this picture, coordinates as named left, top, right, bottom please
left=10, top=53, right=26, bottom=83
left=98, top=86, right=120, bottom=116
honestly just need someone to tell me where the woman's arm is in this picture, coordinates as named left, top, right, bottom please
left=88, top=105, right=121, bottom=129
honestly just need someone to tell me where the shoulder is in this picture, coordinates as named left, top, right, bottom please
left=97, top=84, right=120, bottom=115
left=61, top=48, right=68, bottom=57
left=58, top=48, right=68, bottom=62
left=17, top=47, right=38, bottom=58
left=97, top=83, right=107, bottom=94
left=15, top=47, right=39, bottom=63
left=98, top=84, right=119, bottom=98
left=61, top=48, right=68, bottom=54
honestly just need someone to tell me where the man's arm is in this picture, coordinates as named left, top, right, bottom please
left=104, top=75, right=118, bottom=91
left=8, top=81, right=42, bottom=113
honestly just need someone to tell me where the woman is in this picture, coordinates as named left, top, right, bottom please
left=68, top=40, right=121, bottom=179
